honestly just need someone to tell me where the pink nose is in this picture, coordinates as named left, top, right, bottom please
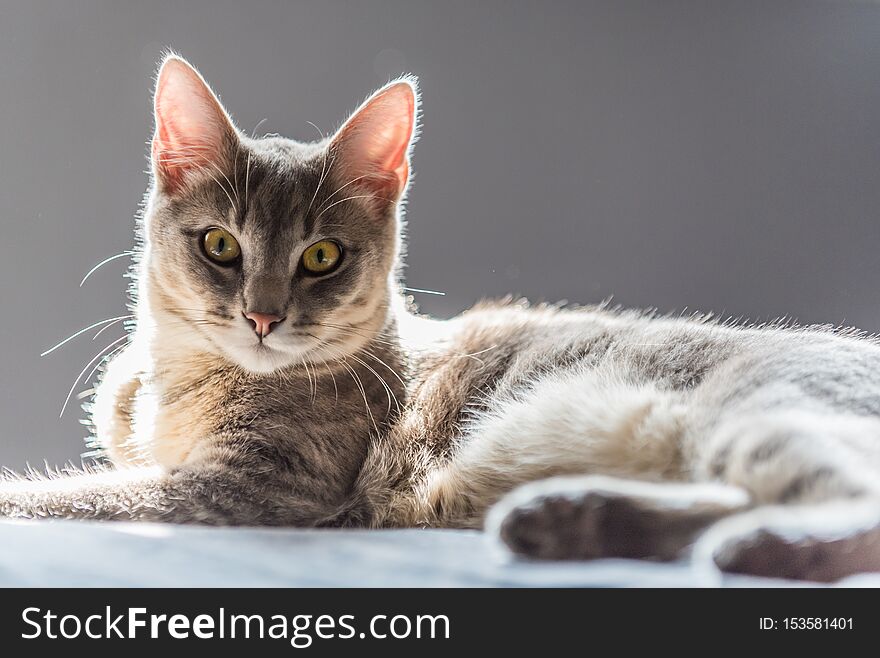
left=244, top=312, right=284, bottom=337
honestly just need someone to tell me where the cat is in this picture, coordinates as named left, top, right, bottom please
left=3, top=54, right=880, bottom=582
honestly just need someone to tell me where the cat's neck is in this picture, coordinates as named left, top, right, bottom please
left=120, top=304, right=408, bottom=468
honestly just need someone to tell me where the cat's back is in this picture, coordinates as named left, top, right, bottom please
left=402, top=299, right=880, bottom=407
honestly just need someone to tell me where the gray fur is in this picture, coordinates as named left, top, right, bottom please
left=4, top=56, right=880, bottom=582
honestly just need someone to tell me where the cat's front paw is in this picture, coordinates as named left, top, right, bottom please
left=495, top=486, right=610, bottom=560
left=489, top=475, right=748, bottom=562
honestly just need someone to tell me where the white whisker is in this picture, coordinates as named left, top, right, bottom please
left=349, top=352, right=399, bottom=416
left=245, top=151, right=252, bottom=209
left=403, top=286, right=446, bottom=296
left=41, top=315, right=134, bottom=357
left=306, top=121, right=332, bottom=216
left=250, top=117, right=268, bottom=139
left=315, top=174, right=372, bottom=214
left=362, top=349, right=407, bottom=389
left=340, top=358, right=378, bottom=436
left=78, top=341, right=130, bottom=402
left=300, top=355, right=315, bottom=404
left=80, top=252, right=135, bottom=287
left=92, top=317, right=130, bottom=341
left=316, top=194, right=382, bottom=220
left=59, top=334, right=129, bottom=417
left=323, top=361, right=339, bottom=403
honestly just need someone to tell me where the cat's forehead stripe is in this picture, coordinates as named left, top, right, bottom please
left=235, top=153, right=317, bottom=238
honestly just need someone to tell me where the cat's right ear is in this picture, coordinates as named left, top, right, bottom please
left=151, top=55, right=238, bottom=194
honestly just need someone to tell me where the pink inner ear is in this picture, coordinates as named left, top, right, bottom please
left=152, top=57, right=234, bottom=191
left=379, top=119, right=413, bottom=191
left=332, top=81, right=417, bottom=202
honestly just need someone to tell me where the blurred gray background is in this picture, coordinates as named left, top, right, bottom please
left=1, top=0, right=879, bottom=469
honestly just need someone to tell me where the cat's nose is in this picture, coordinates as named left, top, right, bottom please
left=244, top=311, right=285, bottom=338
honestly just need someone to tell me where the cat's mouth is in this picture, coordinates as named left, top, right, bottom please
left=251, top=331, right=316, bottom=352
left=204, top=317, right=371, bottom=375
left=210, top=326, right=322, bottom=374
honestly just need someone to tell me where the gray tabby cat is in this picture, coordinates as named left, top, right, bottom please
left=3, top=55, right=880, bottom=582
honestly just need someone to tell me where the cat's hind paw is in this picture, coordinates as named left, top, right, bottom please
left=694, top=503, right=880, bottom=582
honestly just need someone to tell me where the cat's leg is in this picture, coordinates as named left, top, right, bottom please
left=694, top=410, right=880, bottom=506
left=687, top=411, right=880, bottom=581
left=89, top=343, right=146, bottom=466
left=491, top=410, right=880, bottom=568
left=414, top=369, right=691, bottom=528
left=0, top=445, right=331, bottom=525
left=692, top=500, right=880, bottom=582
left=489, top=475, right=749, bottom=560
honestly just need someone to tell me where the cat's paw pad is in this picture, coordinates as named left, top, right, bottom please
left=696, top=506, right=880, bottom=582
left=708, top=528, right=880, bottom=582
left=491, top=476, right=747, bottom=562
left=496, top=489, right=609, bottom=560
left=709, top=529, right=811, bottom=580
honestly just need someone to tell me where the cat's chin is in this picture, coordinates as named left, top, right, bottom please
left=224, top=343, right=305, bottom=375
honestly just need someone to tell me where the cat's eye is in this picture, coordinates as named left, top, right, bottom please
left=301, top=240, right=342, bottom=275
left=203, top=228, right=241, bottom=264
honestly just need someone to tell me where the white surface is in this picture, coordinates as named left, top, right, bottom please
left=0, top=519, right=795, bottom=588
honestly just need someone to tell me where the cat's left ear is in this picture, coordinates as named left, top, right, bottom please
left=329, top=77, right=419, bottom=208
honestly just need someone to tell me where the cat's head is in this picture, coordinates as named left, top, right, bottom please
left=139, top=55, right=417, bottom=373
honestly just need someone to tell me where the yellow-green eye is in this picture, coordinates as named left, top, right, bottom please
left=301, top=240, right=342, bottom=275
left=203, top=228, right=240, bottom=264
